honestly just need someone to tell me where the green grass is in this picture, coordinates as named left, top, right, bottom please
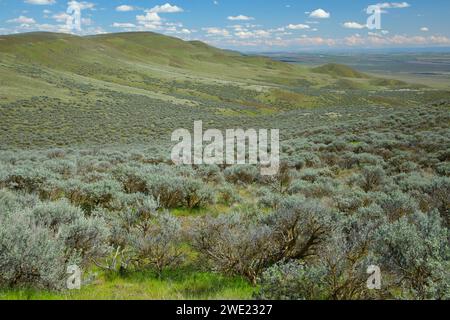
left=0, top=267, right=255, bottom=300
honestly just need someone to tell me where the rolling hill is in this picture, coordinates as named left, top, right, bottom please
left=0, top=31, right=449, bottom=148
left=0, top=31, right=416, bottom=94
left=312, top=63, right=369, bottom=79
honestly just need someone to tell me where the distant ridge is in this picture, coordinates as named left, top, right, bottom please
left=312, top=63, right=369, bottom=78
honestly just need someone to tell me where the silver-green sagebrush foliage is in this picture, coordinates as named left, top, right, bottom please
left=0, top=104, right=448, bottom=299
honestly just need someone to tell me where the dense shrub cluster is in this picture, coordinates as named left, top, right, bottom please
left=191, top=200, right=331, bottom=284
left=100, top=197, right=185, bottom=274
left=0, top=194, right=109, bottom=289
left=0, top=104, right=448, bottom=299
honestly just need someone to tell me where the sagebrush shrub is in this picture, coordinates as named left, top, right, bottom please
left=192, top=199, right=331, bottom=283
left=182, top=178, right=215, bottom=209
left=196, top=165, right=224, bottom=184
left=103, top=197, right=184, bottom=274
left=2, top=165, right=54, bottom=193
left=30, top=200, right=83, bottom=231
left=373, top=211, right=450, bottom=299
left=63, top=179, right=122, bottom=212
left=257, top=260, right=328, bottom=300
left=218, top=183, right=241, bottom=206
left=59, top=216, right=110, bottom=267
left=426, top=177, right=450, bottom=227
left=375, top=191, right=419, bottom=221
left=224, top=165, right=259, bottom=185
left=145, top=174, right=185, bottom=208
left=0, top=212, right=78, bottom=290
left=359, top=166, right=385, bottom=192
left=127, top=212, right=184, bottom=274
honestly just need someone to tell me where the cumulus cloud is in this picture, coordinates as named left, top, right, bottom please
left=132, top=3, right=185, bottom=33
left=420, top=27, right=429, bottom=32
left=309, top=9, right=330, bottom=19
left=286, top=24, right=310, bottom=30
left=150, top=3, right=183, bottom=13
left=228, top=15, right=255, bottom=21
left=137, top=11, right=162, bottom=24
left=116, top=5, right=135, bottom=12
left=343, top=22, right=367, bottom=29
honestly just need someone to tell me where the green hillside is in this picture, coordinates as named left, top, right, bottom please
left=0, top=31, right=449, bottom=148
left=312, top=63, right=369, bottom=78
left=0, top=31, right=414, bottom=90
left=0, top=31, right=295, bottom=82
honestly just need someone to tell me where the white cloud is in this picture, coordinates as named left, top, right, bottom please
left=309, top=9, right=330, bottom=19
left=150, top=3, right=183, bottom=13
left=227, top=15, right=255, bottom=21
left=420, top=27, right=429, bottom=32
left=116, top=5, right=135, bottom=12
left=343, top=22, right=367, bottom=29
left=7, top=15, right=36, bottom=24
left=137, top=12, right=161, bottom=23
left=235, top=29, right=270, bottom=39
left=203, top=27, right=230, bottom=37
left=134, top=3, right=184, bottom=32
left=286, top=24, right=310, bottom=30
left=112, top=22, right=136, bottom=28
left=24, top=0, right=55, bottom=5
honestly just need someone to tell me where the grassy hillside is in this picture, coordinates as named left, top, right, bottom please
left=0, top=32, right=296, bottom=83
left=0, top=31, right=449, bottom=148
left=312, top=63, right=369, bottom=78
left=0, top=32, right=428, bottom=91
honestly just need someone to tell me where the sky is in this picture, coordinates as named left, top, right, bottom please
left=1, top=0, right=450, bottom=51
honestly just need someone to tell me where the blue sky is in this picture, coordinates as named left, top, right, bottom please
left=1, top=0, right=450, bottom=51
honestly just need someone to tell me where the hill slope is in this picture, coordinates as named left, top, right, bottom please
left=1, top=32, right=448, bottom=148
left=0, top=32, right=295, bottom=82
left=312, top=63, right=368, bottom=78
